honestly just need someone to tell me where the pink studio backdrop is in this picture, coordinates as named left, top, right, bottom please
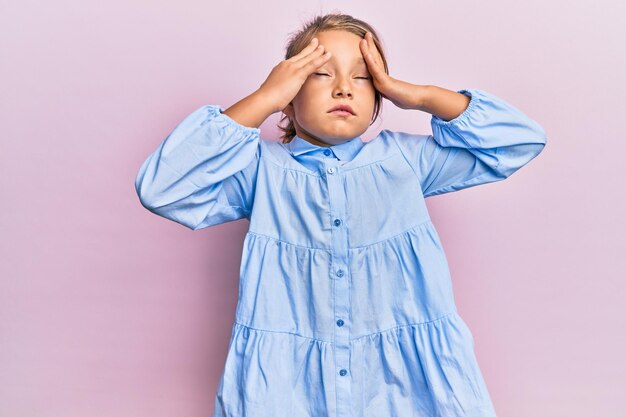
left=1, top=0, right=624, bottom=416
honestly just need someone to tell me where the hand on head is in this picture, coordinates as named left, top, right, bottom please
left=257, top=37, right=332, bottom=114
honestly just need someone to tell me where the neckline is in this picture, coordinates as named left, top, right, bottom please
left=277, top=135, right=375, bottom=175
left=286, top=134, right=366, bottom=161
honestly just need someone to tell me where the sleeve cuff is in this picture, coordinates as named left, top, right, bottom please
left=202, top=104, right=262, bottom=137
left=430, top=89, right=478, bottom=129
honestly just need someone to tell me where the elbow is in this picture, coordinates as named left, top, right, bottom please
left=518, top=120, right=548, bottom=165
left=497, top=140, right=547, bottom=179
left=136, top=188, right=155, bottom=211
left=531, top=138, right=547, bottom=162
left=134, top=165, right=175, bottom=213
left=135, top=174, right=159, bottom=212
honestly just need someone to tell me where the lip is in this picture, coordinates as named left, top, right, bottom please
left=328, top=110, right=354, bottom=117
left=327, top=104, right=355, bottom=115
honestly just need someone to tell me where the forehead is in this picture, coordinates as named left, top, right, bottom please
left=316, top=30, right=365, bottom=65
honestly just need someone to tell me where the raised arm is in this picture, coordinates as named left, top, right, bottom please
left=388, top=88, right=547, bottom=198
left=135, top=36, right=364, bottom=229
left=134, top=91, right=274, bottom=230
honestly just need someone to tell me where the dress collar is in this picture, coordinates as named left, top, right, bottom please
left=285, top=134, right=365, bottom=161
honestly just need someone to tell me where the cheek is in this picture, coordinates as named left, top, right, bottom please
left=294, top=84, right=320, bottom=104
left=363, top=88, right=376, bottom=106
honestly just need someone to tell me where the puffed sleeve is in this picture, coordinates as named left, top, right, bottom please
left=135, top=104, right=261, bottom=230
left=389, top=89, right=547, bottom=198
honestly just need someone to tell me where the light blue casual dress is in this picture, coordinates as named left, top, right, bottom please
left=135, top=89, right=547, bottom=417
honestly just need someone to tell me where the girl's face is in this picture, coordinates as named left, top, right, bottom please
left=283, top=30, right=376, bottom=147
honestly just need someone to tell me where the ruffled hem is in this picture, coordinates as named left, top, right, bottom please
left=236, top=221, right=458, bottom=340
left=213, top=313, right=497, bottom=417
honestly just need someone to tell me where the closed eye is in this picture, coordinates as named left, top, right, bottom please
left=314, top=73, right=370, bottom=79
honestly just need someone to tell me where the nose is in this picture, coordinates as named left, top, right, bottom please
left=332, top=78, right=352, bottom=98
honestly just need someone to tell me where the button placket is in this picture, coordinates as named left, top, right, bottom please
left=324, top=159, right=352, bottom=416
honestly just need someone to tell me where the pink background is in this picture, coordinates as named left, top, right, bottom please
left=1, top=0, right=624, bottom=416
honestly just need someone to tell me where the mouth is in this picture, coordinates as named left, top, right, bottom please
left=327, top=104, right=355, bottom=116
left=328, top=110, right=354, bottom=117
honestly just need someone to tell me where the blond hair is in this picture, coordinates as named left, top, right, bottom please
left=278, top=12, right=389, bottom=144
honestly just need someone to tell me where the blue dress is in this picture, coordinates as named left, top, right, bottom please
left=135, top=89, right=547, bottom=417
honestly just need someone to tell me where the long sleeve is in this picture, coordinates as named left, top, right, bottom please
left=389, top=89, right=547, bottom=198
left=135, top=104, right=261, bottom=230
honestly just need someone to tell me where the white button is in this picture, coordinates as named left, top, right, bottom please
left=327, top=167, right=335, bottom=174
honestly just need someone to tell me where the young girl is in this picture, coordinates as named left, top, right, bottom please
left=135, top=13, right=546, bottom=417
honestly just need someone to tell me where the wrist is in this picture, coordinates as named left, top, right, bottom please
left=410, top=84, right=430, bottom=111
left=253, top=89, right=282, bottom=114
